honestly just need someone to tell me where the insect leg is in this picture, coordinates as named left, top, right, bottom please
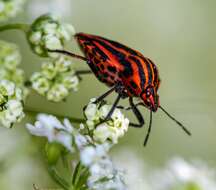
left=128, top=97, right=145, bottom=128
left=143, top=111, right=153, bottom=146
left=47, top=49, right=87, bottom=61
left=117, top=102, right=145, bottom=111
left=104, top=94, right=121, bottom=121
left=94, top=85, right=117, bottom=104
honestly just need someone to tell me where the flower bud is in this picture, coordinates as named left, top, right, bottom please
left=45, top=142, right=62, bottom=165
left=0, top=0, right=26, bottom=22
left=27, top=14, right=75, bottom=57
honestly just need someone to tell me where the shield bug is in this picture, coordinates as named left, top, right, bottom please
left=48, top=33, right=191, bottom=146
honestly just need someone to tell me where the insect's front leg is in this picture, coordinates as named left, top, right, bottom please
left=128, top=97, right=145, bottom=128
left=93, top=83, right=125, bottom=122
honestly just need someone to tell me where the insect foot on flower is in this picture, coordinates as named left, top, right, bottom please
left=83, top=99, right=129, bottom=144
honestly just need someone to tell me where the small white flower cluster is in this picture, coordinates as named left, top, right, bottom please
left=80, top=143, right=127, bottom=190
left=0, top=41, right=28, bottom=128
left=151, top=157, right=216, bottom=190
left=26, top=114, right=74, bottom=152
left=84, top=99, right=129, bottom=144
left=0, top=80, right=25, bottom=128
left=26, top=114, right=127, bottom=190
left=0, top=0, right=26, bottom=22
left=30, top=56, right=79, bottom=102
left=0, top=40, right=26, bottom=86
left=0, top=41, right=28, bottom=95
left=27, top=13, right=75, bottom=57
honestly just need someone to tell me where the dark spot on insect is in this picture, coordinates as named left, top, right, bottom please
left=88, top=53, right=94, bottom=59
left=121, top=60, right=133, bottom=75
left=127, top=86, right=134, bottom=94
left=94, top=66, right=100, bottom=72
left=103, top=72, right=109, bottom=78
left=93, top=58, right=100, bottom=64
left=101, top=78, right=108, bottom=83
left=122, top=69, right=132, bottom=78
left=84, top=41, right=92, bottom=46
left=130, top=80, right=138, bottom=89
left=107, top=66, right=117, bottom=74
left=92, top=48, right=97, bottom=55
left=91, top=44, right=108, bottom=61
left=118, top=72, right=123, bottom=78
left=117, top=52, right=126, bottom=60
left=109, top=75, right=115, bottom=81
left=100, top=64, right=105, bottom=70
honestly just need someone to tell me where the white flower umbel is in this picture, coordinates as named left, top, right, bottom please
left=0, top=40, right=29, bottom=99
left=0, top=0, right=26, bottom=22
left=84, top=100, right=129, bottom=144
left=27, top=13, right=75, bottom=57
left=0, top=40, right=21, bottom=70
left=0, top=80, right=25, bottom=128
left=30, top=56, right=79, bottom=102
left=151, top=157, right=216, bottom=190
left=26, top=114, right=74, bottom=152
left=80, top=143, right=127, bottom=190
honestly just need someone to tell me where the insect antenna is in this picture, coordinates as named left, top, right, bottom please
left=144, top=111, right=153, bottom=146
left=159, top=105, right=191, bottom=136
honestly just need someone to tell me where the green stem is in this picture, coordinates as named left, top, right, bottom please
left=72, top=161, right=81, bottom=185
left=0, top=23, right=30, bottom=33
left=48, top=166, right=70, bottom=190
left=24, top=106, right=86, bottom=124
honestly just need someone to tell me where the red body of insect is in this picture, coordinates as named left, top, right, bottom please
left=49, top=32, right=191, bottom=146
left=75, top=33, right=160, bottom=112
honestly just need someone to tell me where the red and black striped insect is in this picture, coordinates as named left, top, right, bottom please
left=49, top=33, right=191, bottom=146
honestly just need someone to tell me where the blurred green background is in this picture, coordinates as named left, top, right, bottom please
left=0, top=0, right=216, bottom=189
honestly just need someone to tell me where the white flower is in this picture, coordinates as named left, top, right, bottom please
left=0, top=42, right=26, bottom=128
left=0, top=80, right=15, bottom=96
left=0, top=40, right=28, bottom=100
left=0, top=0, right=26, bottom=22
left=80, top=143, right=110, bottom=166
left=80, top=143, right=127, bottom=190
left=47, top=84, right=69, bottom=102
left=151, top=157, right=216, bottom=190
left=0, top=40, right=21, bottom=70
left=0, top=80, right=25, bottom=128
left=84, top=101, right=129, bottom=144
left=31, top=72, right=50, bottom=95
left=30, top=56, right=79, bottom=102
left=26, top=114, right=74, bottom=152
left=27, top=13, right=75, bottom=57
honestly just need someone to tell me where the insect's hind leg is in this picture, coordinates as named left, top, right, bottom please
left=128, top=97, right=145, bottom=128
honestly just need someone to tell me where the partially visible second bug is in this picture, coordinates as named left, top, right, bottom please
left=49, top=32, right=191, bottom=146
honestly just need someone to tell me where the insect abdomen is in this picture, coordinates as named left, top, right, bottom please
left=75, top=33, right=160, bottom=94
